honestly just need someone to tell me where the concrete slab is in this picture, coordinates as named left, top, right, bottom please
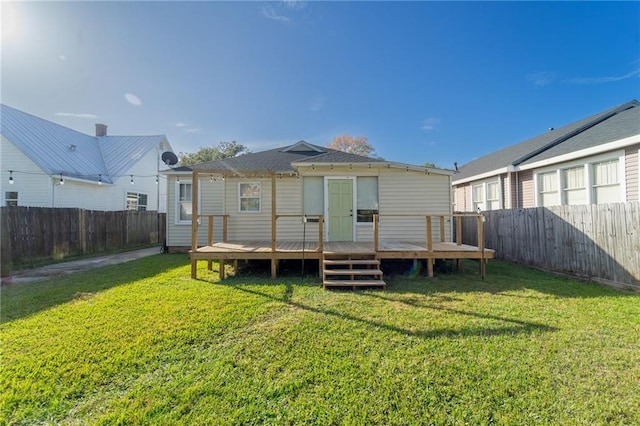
left=4, top=247, right=162, bottom=285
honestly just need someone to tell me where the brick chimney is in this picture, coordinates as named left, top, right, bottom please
left=95, top=123, right=108, bottom=137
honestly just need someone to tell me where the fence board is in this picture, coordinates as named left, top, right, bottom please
left=455, top=202, right=640, bottom=290
left=0, top=207, right=166, bottom=268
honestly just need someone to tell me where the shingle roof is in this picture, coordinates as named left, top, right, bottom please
left=185, top=141, right=383, bottom=174
left=1, top=104, right=170, bottom=184
left=453, top=100, right=640, bottom=182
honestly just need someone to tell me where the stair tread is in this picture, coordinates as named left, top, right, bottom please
left=324, top=280, right=386, bottom=287
left=323, top=269, right=383, bottom=276
left=323, top=259, right=380, bottom=265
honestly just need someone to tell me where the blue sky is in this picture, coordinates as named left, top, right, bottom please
left=2, top=1, right=639, bottom=168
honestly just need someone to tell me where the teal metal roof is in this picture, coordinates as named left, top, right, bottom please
left=1, top=104, right=170, bottom=184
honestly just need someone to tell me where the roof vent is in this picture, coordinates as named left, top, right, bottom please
left=95, top=123, right=108, bottom=137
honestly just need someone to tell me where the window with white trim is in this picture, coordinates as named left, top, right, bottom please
left=562, top=166, right=586, bottom=205
left=538, top=171, right=559, bottom=206
left=126, top=191, right=148, bottom=211
left=486, top=181, right=500, bottom=210
left=5, top=191, right=18, bottom=207
left=177, top=182, right=192, bottom=222
left=239, top=182, right=261, bottom=212
left=472, top=184, right=484, bottom=212
left=356, top=177, right=378, bottom=223
left=592, top=159, right=620, bottom=203
left=303, top=177, right=323, bottom=221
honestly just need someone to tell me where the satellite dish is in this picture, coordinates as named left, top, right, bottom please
left=161, top=151, right=179, bottom=166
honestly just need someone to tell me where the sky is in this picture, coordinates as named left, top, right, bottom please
left=2, top=1, right=639, bottom=169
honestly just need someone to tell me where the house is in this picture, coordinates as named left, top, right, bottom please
left=164, top=141, right=494, bottom=285
left=452, top=100, right=640, bottom=212
left=1, top=104, right=174, bottom=212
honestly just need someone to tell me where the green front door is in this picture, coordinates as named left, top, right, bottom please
left=328, top=179, right=353, bottom=241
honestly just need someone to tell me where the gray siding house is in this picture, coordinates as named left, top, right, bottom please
left=452, top=100, right=640, bottom=212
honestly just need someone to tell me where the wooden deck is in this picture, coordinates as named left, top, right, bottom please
left=191, top=240, right=495, bottom=280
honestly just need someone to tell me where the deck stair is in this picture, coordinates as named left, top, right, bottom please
left=322, top=253, right=386, bottom=290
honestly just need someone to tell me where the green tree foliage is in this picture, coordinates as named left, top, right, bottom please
left=422, top=162, right=442, bottom=169
left=327, top=134, right=377, bottom=157
left=178, top=141, right=250, bottom=166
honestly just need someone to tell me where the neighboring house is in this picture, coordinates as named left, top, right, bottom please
left=163, top=140, right=454, bottom=251
left=1, top=104, right=174, bottom=212
left=452, top=100, right=640, bottom=212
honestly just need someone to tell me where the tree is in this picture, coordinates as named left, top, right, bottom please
left=327, top=134, right=377, bottom=157
left=179, top=141, right=250, bottom=166
left=422, top=162, right=442, bottom=169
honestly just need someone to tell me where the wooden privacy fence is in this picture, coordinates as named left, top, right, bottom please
left=1, top=207, right=166, bottom=267
left=455, top=202, right=640, bottom=290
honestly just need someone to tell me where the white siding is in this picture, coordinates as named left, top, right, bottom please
left=1, top=136, right=52, bottom=207
left=2, top=136, right=168, bottom=211
left=224, top=177, right=272, bottom=240
left=378, top=170, right=452, bottom=241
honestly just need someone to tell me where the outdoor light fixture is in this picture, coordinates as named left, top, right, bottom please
left=9, top=170, right=14, bottom=184
left=59, top=174, right=65, bottom=186
left=130, top=175, right=134, bottom=185
left=98, top=174, right=103, bottom=185
left=155, top=175, right=159, bottom=184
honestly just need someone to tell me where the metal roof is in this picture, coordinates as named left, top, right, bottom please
left=1, top=104, right=170, bottom=184
left=453, top=100, right=640, bottom=182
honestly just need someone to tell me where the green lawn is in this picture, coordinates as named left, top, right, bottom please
left=1, top=255, right=639, bottom=425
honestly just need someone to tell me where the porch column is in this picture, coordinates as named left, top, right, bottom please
left=191, top=170, right=199, bottom=279
left=271, top=173, right=277, bottom=279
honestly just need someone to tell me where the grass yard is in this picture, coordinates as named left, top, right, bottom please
left=1, top=255, right=639, bottom=425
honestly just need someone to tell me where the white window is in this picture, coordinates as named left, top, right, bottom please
left=472, top=184, right=484, bottom=212
left=592, top=160, right=620, bottom=204
left=303, top=176, right=323, bottom=216
left=538, top=171, right=559, bottom=206
left=356, top=177, right=378, bottom=223
left=239, top=182, right=261, bottom=212
left=5, top=191, right=18, bottom=207
left=178, top=182, right=192, bottom=223
left=486, top=181, right=500, bottom=210
left=126, top=192, right=148, bottom=211
left=563, top=166, right=586, bottom=205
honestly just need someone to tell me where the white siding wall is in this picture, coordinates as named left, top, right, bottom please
left=1, top=136, right=53, bottom=207
left=165, top=166, right=453, bottom=247
left=2, top=137, right=168, bottom=211
left=378, top=170, right=452, bottom=242
left=224, top=177, right=272, bottom=241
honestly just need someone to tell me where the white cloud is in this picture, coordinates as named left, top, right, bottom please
left=185, top=128, right=201, bottom=134
left=58, top=54, right=67, bottom=61
left=262, top=5, right=290, bottom=22
left=176, top=122, right=187, bottom=128
left=421, top=117, right=440, bottom=131
left=526, top=71, right=557, bottom=87
left=568, top=68, right=640, bottom=84
left=124, top=93, right=142, bottom=106
left=55, top=112, right=98, bottom=119
left=283, top=0, right=306, bottom=10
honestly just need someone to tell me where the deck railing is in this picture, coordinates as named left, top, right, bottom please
left=193, top=213, right=324, bottom=253
left=372, top=213, right=485, bottom=253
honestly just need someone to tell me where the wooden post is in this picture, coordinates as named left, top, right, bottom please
left=440, top=216, right=445, bottom=242
left=220, top=259, right=225, bottom=280
left=426, top=215, right=433, bottom=278
left=208, top=215, right=213, bottom=246
left=191, top=171, right=199, bottom=279
left=207, top=215, right=214, bottom=271
left=223, top=215, right=228, bottom=242
left=318, top=215, right=324, bottom=253
left=318, top=215, right=324, bottom=279
left=373, top=214, right=379, bottom=252
left=478, top=214, right=486, bottom=279
left=271, top=173, right=277, bottom=278
left=456, top=215, right=462, bottom=246
left=271, top=174, right=276, bottom=253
